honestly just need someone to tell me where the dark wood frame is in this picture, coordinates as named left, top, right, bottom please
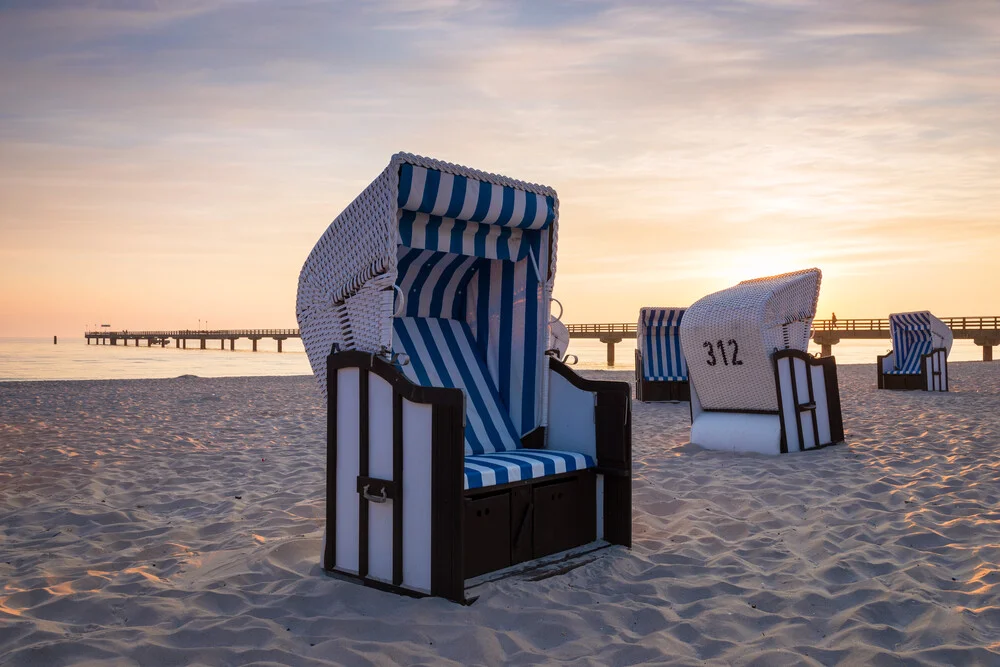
left=771, top=350, right=844, bottom=453
left=634, top=349, right=690, bottom=402
left=324, top=350, right=632, bottom=604
left=877, top=347, right=949, bottom=391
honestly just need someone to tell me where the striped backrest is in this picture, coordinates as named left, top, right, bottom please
left=889, top=311, right=934, bottom=373
left=392, top=317, right=521, bottom=455
left=398, top=163, right=555, bottom=231
left=396, top=248, right=483, bottom=320
left=393, top=158, right=554, bottom=442
left=638, top=308, right=687, bottom=381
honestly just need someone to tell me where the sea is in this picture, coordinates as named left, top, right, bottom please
left=0, top=335, right=989, bottom=382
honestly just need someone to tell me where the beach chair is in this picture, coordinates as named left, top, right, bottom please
left=297, top=153, right=631, bottom=603
left=678, top=268, right=844, bottom=455
left=635, top=307, right=689, bottom=402
left=877, top=311, right=951, bottom=391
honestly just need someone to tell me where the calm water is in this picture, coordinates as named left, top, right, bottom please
left=0, top=335, right=988, bottom=382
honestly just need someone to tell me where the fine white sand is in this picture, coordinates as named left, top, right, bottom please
left=1, top=363, right=999, bottom=666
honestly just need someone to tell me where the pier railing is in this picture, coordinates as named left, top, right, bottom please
left=84, top=329, right=299, bottom=337
left=84, top=317, right=1000, bottom=363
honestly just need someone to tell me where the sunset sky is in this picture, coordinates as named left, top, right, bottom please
left=1, top=0, right=998, bottom=337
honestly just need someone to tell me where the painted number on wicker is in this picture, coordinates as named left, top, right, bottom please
left=703, top=339, right=742, bottom=367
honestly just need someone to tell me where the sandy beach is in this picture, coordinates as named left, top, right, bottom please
left=2, top=362, right=999, bottom=666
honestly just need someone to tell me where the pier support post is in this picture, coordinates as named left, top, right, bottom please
left=54, top=335, right=57, bottom=345
left=221, top=339, right=225, bottom=350
left=176, top=339, right=180, bottom=348
left=200, top=339, right=206, bottom=350
left=813, top=333, right=841, bottom=358
left=183, top=339, right=187, bottom=349
left=599, top=336, right=623, bottom=367
left=974, top=337, right=999, bottom=361
left=111, top=338, right=117, bottom=346
left=252, top=338, right=258, bottom=352
left=229, top=338, right=235, bottom=351
left=148, top=339, right=153, bottom=347
left=276, top=338, right=284, bottom=353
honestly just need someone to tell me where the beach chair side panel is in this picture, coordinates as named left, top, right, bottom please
left=923, top=348, right=949, bottom=392
left=547, top=358, right=632, bottom=548
left=325, top=351, right=465, bottom=602
left=773, top=350, right=844, bottom=453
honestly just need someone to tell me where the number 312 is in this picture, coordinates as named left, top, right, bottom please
left=703, top=339, right=742, bottom=366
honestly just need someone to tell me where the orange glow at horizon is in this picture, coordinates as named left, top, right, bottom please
left=1, top=2, right=998, bottom=336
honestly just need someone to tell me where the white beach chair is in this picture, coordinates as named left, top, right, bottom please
left=635, top=307, right=689, bottom=402
left=877, top=311, right=952, bottom=391
left=297, top=153, right=632, bottom=603
left=678, top=268, right=844, bottom=455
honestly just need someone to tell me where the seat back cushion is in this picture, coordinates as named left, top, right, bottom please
left=392, top=316, right=521, bottom=455
left=889, top=311, right=949, bottom=373
left=638, top=308, right=687, bottom=381
left=887, top=339, right=933, bottom=374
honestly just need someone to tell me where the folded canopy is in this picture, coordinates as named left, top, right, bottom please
left=679, top=268, right=821, bottom=413
left=888, top=311, right=953, bottom=374
left=297, top=153, right=559, bottom=443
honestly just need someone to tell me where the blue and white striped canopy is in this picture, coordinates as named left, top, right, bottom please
left=888, top=311, right=945, bottom=374
left=399, top=210, right=533, bottom=262
left=638, top=307, right=687, bottom=382
left=398, top=163, right=555, bottom=231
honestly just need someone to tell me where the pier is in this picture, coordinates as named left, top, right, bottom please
left=84, top=329, right=298, bottom=352
left=85, top=317, right=1000, bottom=365
left=567, top=317, right=1000, bottom=366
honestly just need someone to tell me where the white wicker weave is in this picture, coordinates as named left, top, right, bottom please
left=296, top=153, right=559, bottom=398
left=679, top=269, right=821, bottom=412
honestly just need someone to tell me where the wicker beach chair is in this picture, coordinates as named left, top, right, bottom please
left=297, top=153, right=631, bottom=603
left=635, top=307, right=689, bottom=402
left=678, top=268, right=844, bottom=454
left=877, top=311, right=951, bottom=391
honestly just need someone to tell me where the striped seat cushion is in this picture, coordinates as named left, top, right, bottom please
left=886, top=339, right=933, bottom=374
left=392, top=316, right=521, bottom=455
left=464, top=450, right=595, bottom=490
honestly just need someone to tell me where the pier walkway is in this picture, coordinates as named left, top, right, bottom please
left=86, top=317, right=1000, bottom=365
left=567, top=317, right=1000, bottom=365
left=85, top=329, right=298, bottom=352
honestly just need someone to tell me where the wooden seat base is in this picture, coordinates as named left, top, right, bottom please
left=879, top=373, right=926, bottom=390
left=464, top=470, right=596, bottom=579
left=636, top=378, right=690, bottom=402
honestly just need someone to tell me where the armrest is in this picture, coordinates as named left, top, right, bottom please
left=546, top=358, right=631, bottom=471
left=878, top=351, right=896, bottom=374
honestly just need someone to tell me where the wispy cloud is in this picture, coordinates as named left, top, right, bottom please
left=0, top=0, right=998, bottom=333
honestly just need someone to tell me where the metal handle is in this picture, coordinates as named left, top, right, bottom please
left=551, top=297, right=564, bottom=321
left=391, top=284, right=406, bottom=318
left=362, top=484, right=388, bottom=503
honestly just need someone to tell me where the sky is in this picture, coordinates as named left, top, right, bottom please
left=1, top=0, right=998, bottom=336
